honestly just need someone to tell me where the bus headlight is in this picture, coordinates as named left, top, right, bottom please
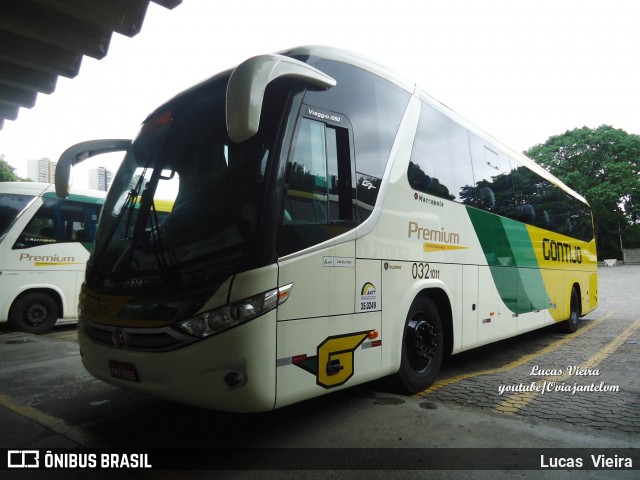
left=175, top=283, right=292, bottom=338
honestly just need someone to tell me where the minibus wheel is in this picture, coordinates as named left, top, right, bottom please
left=395, top=296, right=444, bottom=393
left=9, top=292, right=59, bottom=334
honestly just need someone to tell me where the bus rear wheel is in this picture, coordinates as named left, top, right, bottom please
left=9, top=293, right=59, bottom=334
left=395, top=296, right=444, bottom=393
left=560, top=287, right=580, bottom=333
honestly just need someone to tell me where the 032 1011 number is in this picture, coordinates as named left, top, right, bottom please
left=412, top=262, right=440, bottom=279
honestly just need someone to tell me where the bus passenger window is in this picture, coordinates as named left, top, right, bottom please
left=468, top=138, right=516, bottom=219
left=13, top=198, right=102, bottom=249
left=408, top=103, right=474, bottom=203
left=512, top=162, right=594, bottom=242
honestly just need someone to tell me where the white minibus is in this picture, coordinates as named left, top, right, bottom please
left=0, top=182, right=104, bottom=333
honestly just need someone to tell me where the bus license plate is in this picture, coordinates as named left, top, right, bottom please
left=109, top=360, right=139, bottom=382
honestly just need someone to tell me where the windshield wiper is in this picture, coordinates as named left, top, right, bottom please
left=93, top=172, right=146, bottom=276
left=148, top=198, right=180, bottom=285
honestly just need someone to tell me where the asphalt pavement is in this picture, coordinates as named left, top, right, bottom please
left=1, top=265, right=638, bottom=479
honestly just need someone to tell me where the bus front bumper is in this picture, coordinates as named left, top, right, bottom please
left=77, top=311, right=277, bottom=412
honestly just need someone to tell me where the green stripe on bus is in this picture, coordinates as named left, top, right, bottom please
left=42, top=191, right=105, bottom=204
left=466, top=207, right=551, bottom=314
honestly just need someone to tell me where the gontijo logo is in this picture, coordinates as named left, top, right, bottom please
left=281, top=331, right=373, bottom=388
left=542, top=238, right=582, bottom=264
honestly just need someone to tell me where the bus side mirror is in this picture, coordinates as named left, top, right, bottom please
left=55, top=139, right=131, bottom=198
left=226, top=54, right=336, bottom=143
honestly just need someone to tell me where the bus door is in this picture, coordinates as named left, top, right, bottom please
left=275, top=109, right=381, bottom=407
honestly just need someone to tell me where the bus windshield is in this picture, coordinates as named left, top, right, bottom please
left=0, top=193, right=36, bottom=238
left=90, top=74, right=275, bottom=294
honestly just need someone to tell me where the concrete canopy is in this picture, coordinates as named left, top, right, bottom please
left=0, top=0, right=182, bottom=130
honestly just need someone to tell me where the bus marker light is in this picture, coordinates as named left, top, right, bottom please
left=368, top=331, right=379, bottom=339
left=278, top=284, right=293, bottom=304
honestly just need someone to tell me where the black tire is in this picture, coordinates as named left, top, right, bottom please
left=559, top=287, right=580, bottom=333
left=8, top=293, right=59, bottom=334
left=394, top=296, right=444, bottom=393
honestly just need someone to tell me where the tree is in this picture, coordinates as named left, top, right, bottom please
left=0, top=154, right=22, bottom=182
left=524, top=126, right=640, bottom=259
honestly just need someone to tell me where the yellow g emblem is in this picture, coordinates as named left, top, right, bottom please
left=293, top=331, right=371, bottom=388
left=316, top=332, right=368, bottom=387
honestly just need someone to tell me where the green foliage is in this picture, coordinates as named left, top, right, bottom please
left=525, top=126, right=640, bottom=259
left=622, top=223, right=640, bottom=249
left=0, top=154, right=21, bottom=182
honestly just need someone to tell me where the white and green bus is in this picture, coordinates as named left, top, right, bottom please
left=55, top=46, right=597, bottom=412
left=0, top=182, right=105, bottom=333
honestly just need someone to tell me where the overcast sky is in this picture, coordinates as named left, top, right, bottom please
left=1, top=0, right=638, bottom=180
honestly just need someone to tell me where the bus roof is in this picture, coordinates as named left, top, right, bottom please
left=412, top=89, right=589, bottom=206
left=281, top=45, right=416, bottom=95
left=0, top=181, right=50, bottom=196
left=0, top=182, right=106, bottom=200
left=145, top=45, right=588, bottom=207
left=282, top=46, right=588, bottom=207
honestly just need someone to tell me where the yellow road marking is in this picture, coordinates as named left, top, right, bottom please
left=0, top=393, right=68, bottom=431
left=414, top=313, right=612, bottom=398
left=0, top=393, right=95, bottom=446
left=496, top=318, right=640, bottom=414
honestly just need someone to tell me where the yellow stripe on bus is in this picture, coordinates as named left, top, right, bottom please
left=423, top=243, right=468, bottom=252
left=34, top=262, right=84, bottom=266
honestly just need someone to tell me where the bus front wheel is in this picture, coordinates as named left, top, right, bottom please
left=559, top=287, right=580, bottom=334
left=9, top=293, right=59, bottom=334
left=395, top=296, right=444, bottom=394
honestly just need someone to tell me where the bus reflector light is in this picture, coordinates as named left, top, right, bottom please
left=292, top=354, right=307, bottom=364
left=224, top=370, right=246, bottom=388
left=371, top=340, right=382, bottom=348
